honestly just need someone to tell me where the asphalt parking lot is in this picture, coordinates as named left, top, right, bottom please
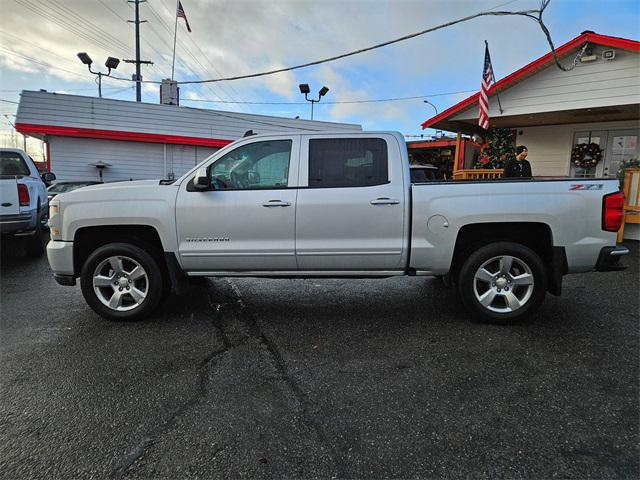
left=1, top=238, right=638, bottom=479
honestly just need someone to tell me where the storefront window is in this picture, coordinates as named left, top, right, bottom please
left=610, top=135, right=638, bottom=177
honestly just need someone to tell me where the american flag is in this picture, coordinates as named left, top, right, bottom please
left=478, top=42, right=495, bottom=130
left=177, top=1, right=192, bottom=33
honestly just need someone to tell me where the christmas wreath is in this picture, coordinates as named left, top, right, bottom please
left=571, top=143, right=602, bottom=169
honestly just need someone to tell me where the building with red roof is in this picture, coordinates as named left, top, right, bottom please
left=421, top=31, right=639, bottom=179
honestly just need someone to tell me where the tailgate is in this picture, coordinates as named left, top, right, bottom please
left=0, top=178, right=20, bottom=215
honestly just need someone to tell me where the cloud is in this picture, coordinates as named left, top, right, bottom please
left=143, top=83, right=160, bottom=94
left=0, top=0, right=637, bottom=134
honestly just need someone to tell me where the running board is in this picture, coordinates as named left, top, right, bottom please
left=186, top=270, right=407, bottom=278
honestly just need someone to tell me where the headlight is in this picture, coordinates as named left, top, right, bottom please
left=49, top=202, right=61, bottom=239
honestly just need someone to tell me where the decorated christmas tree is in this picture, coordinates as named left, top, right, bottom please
left=475, top=127, right=515, bottom=169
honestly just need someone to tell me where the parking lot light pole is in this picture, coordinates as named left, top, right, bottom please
left=77, top=53, right=121, bottom=98
left=423, top=99, right=438, bottom=116
left=299, top=84, right=329, bottom=120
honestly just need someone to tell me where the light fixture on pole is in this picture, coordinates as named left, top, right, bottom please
left=77, top=53, right=120, bottom=98
left=88, top=160, right=112, bottom=182
left=299, top=83, right=329, bottom=120
left=423, top=99, right=438, bottom=116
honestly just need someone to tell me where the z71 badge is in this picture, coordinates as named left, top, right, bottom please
left=569, top=184, right=604, bottom=190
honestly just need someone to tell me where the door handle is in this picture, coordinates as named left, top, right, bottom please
left=370, top=198, right=400, bottom=205
left=262, top=200, right=291, bottom=207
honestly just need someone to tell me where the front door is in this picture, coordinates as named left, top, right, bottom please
left=295, top=134, right=407, bottom=271
left=175, top=137, right=299, bottom=272
left=570, top=129, right=639, bottom=178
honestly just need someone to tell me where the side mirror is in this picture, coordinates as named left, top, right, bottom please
left=193, top=168, right=212, bottom=191
left=41, top=172, right=56, bottom=186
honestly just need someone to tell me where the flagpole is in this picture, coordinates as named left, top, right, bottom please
left=171, top=0, right=179, bottom=80
left=485, top=40, right=504, bottom=115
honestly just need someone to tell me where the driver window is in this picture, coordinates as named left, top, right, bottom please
left=209, top=140, right=292, bottom=190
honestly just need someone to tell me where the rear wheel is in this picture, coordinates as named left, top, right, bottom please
left=80, top=243, right=163, bottom=321
left=458, top=242, right=547, bottom=324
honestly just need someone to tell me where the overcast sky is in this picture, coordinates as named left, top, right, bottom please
left=1, top=0, right=639, bottom=136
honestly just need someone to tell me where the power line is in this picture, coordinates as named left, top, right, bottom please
left=0, top=99, right=20, bottom=104
left=0, top=47, right=99, bottom=81
left=105, top=0, right=577, bottom=85
left=123, top=0, right=236, bottom=110
left=0, top=86, right=134, bottom=93
left=95, top=0, right=178, bottom=85
left=203, top=109, right=333, bottom=132
left=12, top=0, right=129, bottom=57
left=144, top=0, right=246, bottom=111
left=0, top=30, right=99, bottom=73
left=47, top=0, right=131, bottom=53
left=180, top=89, right=479, bottom=105
left=152, top=0, right=246, bottom=105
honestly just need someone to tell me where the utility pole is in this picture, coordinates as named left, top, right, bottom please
left=124, top=0, right=153, bottom=102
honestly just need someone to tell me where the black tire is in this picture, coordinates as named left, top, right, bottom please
left=80, top=243, right=164, bottom=321
left=457, top=242, right=547, bottom=324
left=24, top=205, right=45, bottom=257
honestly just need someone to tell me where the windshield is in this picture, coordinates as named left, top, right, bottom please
left=0, top=152, right=30, bottom=176
left=48, top=182, right=96, bottom=194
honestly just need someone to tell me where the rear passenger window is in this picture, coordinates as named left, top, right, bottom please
left=308, top=138, right=388, bottom=188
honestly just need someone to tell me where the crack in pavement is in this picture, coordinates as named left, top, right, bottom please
left=111, top=277, right=346, bottom=479
left=110, top=282, right=229, bottom=479
left=225, top=279, right=349, bottom=479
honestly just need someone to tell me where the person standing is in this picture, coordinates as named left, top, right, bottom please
left=503, top=145, right=532, bottom=178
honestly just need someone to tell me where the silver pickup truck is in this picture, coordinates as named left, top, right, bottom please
left=47, top=131, right=628, bottom=323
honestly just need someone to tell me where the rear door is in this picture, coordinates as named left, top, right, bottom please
left=295, top=134, right=407, bottom=271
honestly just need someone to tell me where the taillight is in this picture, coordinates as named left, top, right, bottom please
left=602, top=191, right=624, bottom=232
left=17, top=184, right=30, bottom=206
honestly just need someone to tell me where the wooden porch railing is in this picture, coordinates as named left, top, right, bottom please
left=453, top=168, right=504, bottom=180
left=617, top=167, right=640, bottom=242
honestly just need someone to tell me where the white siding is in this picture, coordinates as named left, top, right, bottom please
left=515, top=119, right=639, bottom=177
left=50, top=138, right=221, bottom=182
left=51, top=137, right=165, bottom=182
left=17, top=91, right=361, bottom=139
left=453, top=45, right=640, bottom=121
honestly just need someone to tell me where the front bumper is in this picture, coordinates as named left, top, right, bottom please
left=595, top=246, right=629, bottom=272
left=47, top=240, right=75, bottom=279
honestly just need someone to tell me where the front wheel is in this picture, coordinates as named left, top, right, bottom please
left=457, top=242, right=547, bottom=324
left=80, top=243, right=164, bottom=321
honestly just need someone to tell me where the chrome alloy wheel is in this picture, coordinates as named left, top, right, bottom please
left=473, top=255, right=534, bottom=313
left=93, top=256, right=149, bottom=312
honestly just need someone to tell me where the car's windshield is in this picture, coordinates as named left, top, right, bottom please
left=0, top=152, right=30, bottom=176
left=48, top=183, right=94, bottom=194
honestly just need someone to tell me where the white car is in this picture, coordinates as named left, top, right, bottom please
left=0, top=148, right=55, bottom=256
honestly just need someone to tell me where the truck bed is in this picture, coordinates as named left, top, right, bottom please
left=409, top=178, right=620, bottom=275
